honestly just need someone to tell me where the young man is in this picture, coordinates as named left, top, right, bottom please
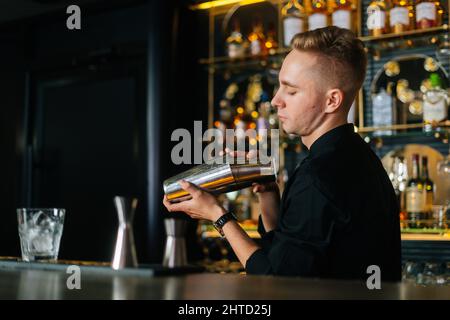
left=163, top=26, right=402, bottom=281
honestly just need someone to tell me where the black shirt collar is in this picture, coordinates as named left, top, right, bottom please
left=308, top=123, right=355, bottom=157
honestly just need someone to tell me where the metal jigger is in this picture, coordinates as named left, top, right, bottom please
left=112, top=196, right=138, bottom=270
left=163, top=218, right=188, bottom=268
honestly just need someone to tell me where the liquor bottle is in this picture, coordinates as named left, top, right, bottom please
left=423, top=73, right=449, bottom=132
left=248, top=18, right=267, bottom=56
left=415, top=0, right=437, bottom=29
left=436, top=1, right=445, bottom=26
left=372, top=83, right=395, bottom=136
left=308, top=0, right=328, bottom=31
left=390, top=0, right=412, bottom=33
left=367, top=0, right=388, bottom=36
left=406, top=154, right=426, bottom=228
left=330, top=0, right=353, bottom=31
left=265, top=22, right=278, bottom=55
left=421, top=156, right=434, bottom=226
left=226, top=19, right=246, bottom=58
left=282, top=0, right=307, bottom=47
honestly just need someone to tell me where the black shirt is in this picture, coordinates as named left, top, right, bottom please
left=246, top=124, right=402, bottom=281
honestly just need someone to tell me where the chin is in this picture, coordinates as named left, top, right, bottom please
left=281, top=123, right=295, bottom=135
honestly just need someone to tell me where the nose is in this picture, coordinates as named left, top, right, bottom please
left=271, top=88, right=284, bottom=109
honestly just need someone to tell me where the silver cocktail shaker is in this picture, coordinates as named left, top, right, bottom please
left=163, top=156, right=277, bottom=203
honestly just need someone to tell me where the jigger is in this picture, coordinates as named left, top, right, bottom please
left=112, top=196, right=138, bottom=270
left=163, top=218, right=188, bottom=268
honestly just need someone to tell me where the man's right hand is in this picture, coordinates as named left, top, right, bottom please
left=223, top=149, right=280, bottom=232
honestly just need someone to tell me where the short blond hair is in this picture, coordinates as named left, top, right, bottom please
left=291, top=26, right=367, bottom=107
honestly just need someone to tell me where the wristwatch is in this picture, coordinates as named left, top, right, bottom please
left=213, top=211, right=238, bottom=237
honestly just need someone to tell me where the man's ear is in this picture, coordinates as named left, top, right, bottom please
left=324, top=89, right=344, bottom=114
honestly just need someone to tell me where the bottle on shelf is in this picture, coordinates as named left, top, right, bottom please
left=265, top=22, right=279, bottom=55
left=422, top=73, right=449, bottom=132
left=282, top=0, right=307, bottom=47
left=367, top=0, right=389, bottom=36
left=390, top=0, right=413, bottom=34
left=406, top=153, right=426, bottom=229
left=372, top=82, right=396, bottom=136
left=390, top=155, right=408, bottom=229
left=330, top=0, right=353, bottom=31
left=248, top=18, right=267, bottom=56
left=308, top=0, right=328, bottom=31
left=435, top=1, right=445, bottom=27
left=415, top=0, right=437, bottom=29
left=421, top=155, right=434, bottom=227
left=226, top=19, right=246, bottom=59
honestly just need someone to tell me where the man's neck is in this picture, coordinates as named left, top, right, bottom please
left=301, top=118, right=349, bottom=150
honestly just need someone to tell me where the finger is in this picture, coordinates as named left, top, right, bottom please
left=179, top=180, right=202, bottom=197
left=188, top=213, right=201, bottom=220
left=163, top=195, right=174, bottom=210
left=247, top=149, right=258, bottom=159
left=253, top=185, right=264, bottom=193
left=166, top=201, right=190, bottom=213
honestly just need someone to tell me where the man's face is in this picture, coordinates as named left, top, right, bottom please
left=271, top=50, right=328, bottom=137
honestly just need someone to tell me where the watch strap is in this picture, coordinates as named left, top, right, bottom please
left=213, top=211, right=237, bottom=236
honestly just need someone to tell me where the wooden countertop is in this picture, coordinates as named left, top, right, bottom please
left=0, top=260, right=449, bottom=300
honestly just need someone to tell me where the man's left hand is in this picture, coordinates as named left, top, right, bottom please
left=162, top=180, right=226, bottom=222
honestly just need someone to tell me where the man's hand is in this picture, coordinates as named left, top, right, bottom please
left=224, top=149, right=280, bottom=232
left=163, top=180, right=226, bottom=222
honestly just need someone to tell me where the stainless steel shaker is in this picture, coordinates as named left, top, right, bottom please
left=163, top=156, right=277, bottom=203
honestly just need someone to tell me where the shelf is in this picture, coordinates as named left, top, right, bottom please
left=199, top=49, right=288, bottom=73
left=358, top=128, right=449, bottom=142
left=201, top=230, right=450, bottom=241
left=401, top=233, right=450, bottom=241
left=357, top=121, right=450, bottom=133
left=200, top=25, right=449, bottom=70
left=190, top=0, right=280, bottom=11
left=360, top=25, right=449, bottom=43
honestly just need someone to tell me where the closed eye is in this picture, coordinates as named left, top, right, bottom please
left=287, top=91, right=297, bottom=96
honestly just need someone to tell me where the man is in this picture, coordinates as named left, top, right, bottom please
left=163, top=26, right=402, bottom=281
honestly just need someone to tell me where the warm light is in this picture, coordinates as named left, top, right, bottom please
left=248, top=34, right=258, bottom=42
left=249, top=138, right=257, bottom=145
left=438, top=9, right=444, bottom=14
left=399, top=0, right=406, bottom=5
left=339, top=0, right=346, bottom=4
left=191, top=0, right=265, bottom=10
left=214, top=121, right=221, bottom=128
left=249, top=122, right=257, bottom=129
left=316, top=3, right=322, bottom=8
left=237, top=107, right=244, bottom=114
left=265, top=41, right=273, bottom=49
left=234, top=118, right=240, bottom=126
left=251, top=111, right=259, bottom=118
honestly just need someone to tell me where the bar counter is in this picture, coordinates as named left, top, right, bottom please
left=0, top=259, right=449, bottom=300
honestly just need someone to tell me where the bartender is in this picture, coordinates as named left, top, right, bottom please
left=163, top=26, right=402, bottom=282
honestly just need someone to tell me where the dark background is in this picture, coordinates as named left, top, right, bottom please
left=0, top=0, right=208, bottom=264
